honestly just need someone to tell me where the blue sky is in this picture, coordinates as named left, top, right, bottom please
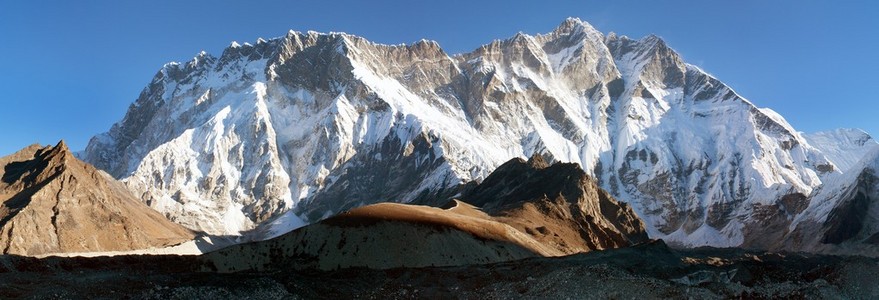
left=1, top=1, right=876, bottom=156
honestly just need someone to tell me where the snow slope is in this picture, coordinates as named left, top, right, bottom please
left=805, top=128, right=878, bottom=173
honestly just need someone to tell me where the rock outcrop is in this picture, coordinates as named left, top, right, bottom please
left=0, top=141, right=194, bottom=256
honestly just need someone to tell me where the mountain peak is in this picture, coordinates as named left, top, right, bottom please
left=641, top=34, right=667, bottom=47
left=558, top=17, right=585, bottom=29
left=52, top=139, right=69, bottom=153
left=44, top=140, right=71, bottom=165
left=0, top=141, right=75, bottom=187
left=527, top=153, right=549, bottom=169
left=551, top=17, right=594, bottom=36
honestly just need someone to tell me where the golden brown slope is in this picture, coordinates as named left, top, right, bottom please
left=203, top=201, right=547, bottom=272
left=0, top=141, right=194, bottom=256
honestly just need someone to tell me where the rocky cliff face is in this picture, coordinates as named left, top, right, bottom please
left=81, top=17, right=872, bottom=250
left=0, top=141, right=194, bottom=256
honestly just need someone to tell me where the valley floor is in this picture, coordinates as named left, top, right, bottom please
left=1, top=241, right=877, bottom=299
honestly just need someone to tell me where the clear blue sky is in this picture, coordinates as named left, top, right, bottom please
left=1, top=1, right=877, bottom=156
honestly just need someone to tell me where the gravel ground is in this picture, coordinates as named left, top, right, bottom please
left=1, top=241, right=877, bottom=299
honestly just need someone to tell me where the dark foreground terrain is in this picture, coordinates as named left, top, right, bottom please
left=1, top=241, right=877, bottom=299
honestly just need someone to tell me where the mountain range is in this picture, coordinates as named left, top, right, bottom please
left=71, top=17, right=878, bottom=254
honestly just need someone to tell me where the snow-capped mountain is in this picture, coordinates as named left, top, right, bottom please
left=81, top=18, right=874, bottom=249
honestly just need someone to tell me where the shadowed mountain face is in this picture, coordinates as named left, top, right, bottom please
left=202, top=157, right=648, bottom=271
left=459, top=155, right=648, bottom=254
left=779, top=148, right=879, bottom=256
left=0, top=141, right=194, bottom=256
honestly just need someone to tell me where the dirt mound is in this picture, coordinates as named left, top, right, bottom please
left=203, top=202, right=550, bottom=271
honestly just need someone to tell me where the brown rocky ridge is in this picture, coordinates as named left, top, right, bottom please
left=202, top=155, right=648, bottom=271
left=458, top=154, right=648, bottom=254
left=0, top=141, right=194, bottom=256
